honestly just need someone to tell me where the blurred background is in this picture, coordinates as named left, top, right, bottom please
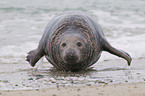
left=0, top=0, right=145, bottom=64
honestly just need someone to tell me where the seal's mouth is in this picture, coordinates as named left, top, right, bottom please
left=64, top=58, right=79, bottom=64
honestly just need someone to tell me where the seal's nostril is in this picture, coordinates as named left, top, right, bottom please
left=66, top=51, right=75, bottom=59
left=67, top=50, right=75, bottom=57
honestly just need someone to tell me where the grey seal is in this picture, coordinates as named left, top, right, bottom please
left=26, top=11, right=132, bottom=72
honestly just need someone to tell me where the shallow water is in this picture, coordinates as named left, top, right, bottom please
left=0, top=0, right=145, bottom=90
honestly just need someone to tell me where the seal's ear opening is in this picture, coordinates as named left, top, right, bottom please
left=103, top=42, right=132, bottom=66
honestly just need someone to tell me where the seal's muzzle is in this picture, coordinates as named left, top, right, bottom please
left=64, top=48, right=79, bottom=64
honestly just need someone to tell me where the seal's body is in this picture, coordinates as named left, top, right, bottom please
left=26, top=11, right=132, bottom=72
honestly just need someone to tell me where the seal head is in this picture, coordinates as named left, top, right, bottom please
left=59, top=32, right=88, bottom=65
left=48, top=28, right=91, bottom=72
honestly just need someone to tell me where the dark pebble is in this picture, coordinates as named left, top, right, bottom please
left=77, top=88, right=81, bottom=91
left=36, top=75, right=44, bottom=80
left=0, top=80, right=9, bottom=83
left=71, top=80, right=74, bottom=84
left=110, top=80, right=113, bottom=82
left=98, top=81, right=108, bottom=84
left=98, top=81, right=106, bottom=84
left=125, top=80, right=128, bottom=82
left=28, top=78, right=33, bottom=80
left=36, top=89, right=39, bottom=91
left=86, top=84, right=91, bottom=86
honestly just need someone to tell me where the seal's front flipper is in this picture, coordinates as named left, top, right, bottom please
left=103, top=42, right=132, bottom=66
left=26, top=49, right=44, bottom=67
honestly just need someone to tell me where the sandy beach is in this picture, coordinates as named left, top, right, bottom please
left=1, top=82, right=145, bottom=96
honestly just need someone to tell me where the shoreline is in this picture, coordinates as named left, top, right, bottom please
left=0, top=58, right=145, bottom=92
left=1, top=82, right=145, bottom=96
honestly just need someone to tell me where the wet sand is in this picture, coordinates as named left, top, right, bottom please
left=1, top=58, right=145, bottom=96
left=1, top=82, right=145, bottom=96
left=0, top=58, right=145, bottom=91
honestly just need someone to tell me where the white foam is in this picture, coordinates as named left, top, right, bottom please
left=100, top=34, right=145, bottom=62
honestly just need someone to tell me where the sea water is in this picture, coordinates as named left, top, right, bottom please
left=0, top=0, right=145, bottom=90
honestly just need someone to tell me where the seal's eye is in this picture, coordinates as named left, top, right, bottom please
left=77, top=42, right=82, bottom=47
left=62, top=43, right=66, bottom=47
